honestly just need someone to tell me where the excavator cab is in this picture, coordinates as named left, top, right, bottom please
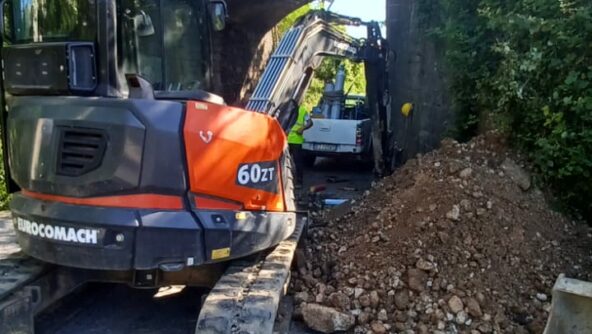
left=0, top=0, right=296, bottom=285
left=1, top=0, right=220, bottom=97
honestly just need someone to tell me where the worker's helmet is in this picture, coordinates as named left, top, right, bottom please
left=401, top=103, right=414, bottom=117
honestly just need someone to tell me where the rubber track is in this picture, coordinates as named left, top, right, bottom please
left=196, top=218, right=305, bottom=334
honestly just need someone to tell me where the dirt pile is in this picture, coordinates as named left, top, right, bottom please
left=291, top=133, right=592, bottom=334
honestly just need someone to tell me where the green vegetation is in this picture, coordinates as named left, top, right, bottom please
left=302, top=58, right=366, bottom=111
left=418, top=0, right=592, bottom=219
left=0, top=145, right=8, bottom=209
left=275, top=4, right=312, bottom=38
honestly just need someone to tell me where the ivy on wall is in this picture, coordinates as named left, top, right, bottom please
left=418, top=0, right=592, bottom=219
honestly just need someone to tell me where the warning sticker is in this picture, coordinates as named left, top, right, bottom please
left=211, top=247, right=231, bottom=260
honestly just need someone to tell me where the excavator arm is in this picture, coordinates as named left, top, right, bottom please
left=246, top=10, right=392, bottom=175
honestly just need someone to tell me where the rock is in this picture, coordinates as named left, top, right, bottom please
left=438, top=232, right=450, bottom=243
left=394, top=310, right=407, bottom=322
left=448, top=295, right=464, bottom=314
left=316, top=293, right=325, bottom=303
left=394, top=322, right=406, bottom=331
left=501, top=158, right=531, bottom=191
left=313, top=268, right=322, bottom=278
left=377, top=308, right=388, bottom=321
left=359, top=294, right=371, bottom=307
left=354, top=288, right=365, bottom=298
left=446, top=205, right=461, bottom=221
left=456, top=310, right=468, bottom=325
left=394, top=289, right=410, bottom=309
left=527, top=317, right=547, bottom=334
left=478, top=322, right=493, bottom=333
left=416, top=258, right=435, bottom=271
left=328, top=292, right=351, bottom=311
left=294, top=291, right=310, bottom=304
left=466, top=297, right=483, bottom=317
left=536, top=293, right=548, bottom=302
left=460, top=168, right=473, bottom=179
left=370, top=321, right=387, bottom=334
left=343, top=287, right=354, bottom=297
left=357, top=312, right=371, bottom=325
left=437, top=321, right=445, bottom=330
left=407, top=269, right=428, bottom=292
left=460, top=199, right=472, bottom=211
left=370, top=290, right=380, bottom=308
left=301, top=303, right=355, bottom=333
left=417, top=323, right=429, bottom=334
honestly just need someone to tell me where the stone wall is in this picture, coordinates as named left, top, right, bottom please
left=387, top=0, right=454, bottom=162
left=212, top=0, right=308, bottom=105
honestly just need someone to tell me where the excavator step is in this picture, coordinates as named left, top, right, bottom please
left=196, top=215, right=307, bottom=334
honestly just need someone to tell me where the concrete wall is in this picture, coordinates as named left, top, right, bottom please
left=387, top=0, right=454, bottom=161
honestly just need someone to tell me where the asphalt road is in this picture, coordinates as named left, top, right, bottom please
left=36, top=284, right=205, bottom=334
left=34, top=157, right=373, bottom=334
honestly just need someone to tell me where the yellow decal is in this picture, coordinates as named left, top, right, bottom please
left=211, top=247, right=231, bottom=260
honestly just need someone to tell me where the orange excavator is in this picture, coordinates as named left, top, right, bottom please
left=0, top=1, right=389, bottom=332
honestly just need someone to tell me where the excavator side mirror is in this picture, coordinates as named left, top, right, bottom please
left=209, top=0, right=228, bottom=32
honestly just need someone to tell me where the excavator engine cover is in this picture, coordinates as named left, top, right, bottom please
left=8, top=96, right=295, bottom=272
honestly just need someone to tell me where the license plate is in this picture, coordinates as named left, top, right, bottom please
left=314, top=144, right=337, bottom=152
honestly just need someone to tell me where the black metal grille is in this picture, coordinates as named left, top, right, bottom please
left=57, top=127, right=107, bottom=176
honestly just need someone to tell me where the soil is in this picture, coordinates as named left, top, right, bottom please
left=291, top=132, right=592, bottom=334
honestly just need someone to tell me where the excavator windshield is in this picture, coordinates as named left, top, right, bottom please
left=117, top=0, right=210, bottom=92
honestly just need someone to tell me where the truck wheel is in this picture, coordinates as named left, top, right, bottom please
left=303, top=154, right=316, bottom=168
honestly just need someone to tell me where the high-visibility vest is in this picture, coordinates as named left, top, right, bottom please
left=288, top=106, right=310, bottom=145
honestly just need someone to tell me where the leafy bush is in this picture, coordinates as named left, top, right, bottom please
left=418, top=0, right=592, bottom=219
left=275, top=6, right=367, bottom=111
left=302, top=58, right=366, bottom=111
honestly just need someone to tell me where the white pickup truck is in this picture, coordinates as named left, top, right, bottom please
left=302, top=95, right=372, bottom=162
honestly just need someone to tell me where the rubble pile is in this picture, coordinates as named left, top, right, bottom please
left=291, top=133, right=592, bottom=334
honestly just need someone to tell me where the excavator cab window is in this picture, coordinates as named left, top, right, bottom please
left=117, top=0, right=210, bottom=93
left=2, top=0, right=97, bottom=44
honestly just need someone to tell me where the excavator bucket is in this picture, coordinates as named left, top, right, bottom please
left=544, top=274, right=592, bottom=334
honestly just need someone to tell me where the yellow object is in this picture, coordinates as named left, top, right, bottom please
left=288, top=106, right=310, bottom=145
left=401, top=103, right=414, bottom=117
left=235, top=212, right=248, bottom=220
left=211, top=247, right=231, bottom=260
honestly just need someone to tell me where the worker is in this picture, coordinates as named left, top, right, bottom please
left=288, top=103, right=314, bottom=187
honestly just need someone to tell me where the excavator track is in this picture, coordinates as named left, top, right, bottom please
left=0, top=212, right=306, bottom=334
left=196, top=217, right=305, bottom=334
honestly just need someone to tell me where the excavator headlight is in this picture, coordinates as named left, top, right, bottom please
left=115, top=233, right=125, bottom=243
